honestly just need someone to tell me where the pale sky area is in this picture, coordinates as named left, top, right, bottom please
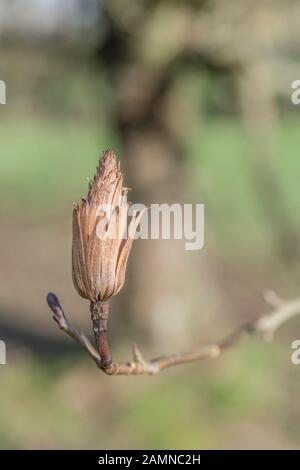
left=0, top=0, right=100, bottom=35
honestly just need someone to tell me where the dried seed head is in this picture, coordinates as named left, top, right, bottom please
left=72, top=150, right=143, bottom=302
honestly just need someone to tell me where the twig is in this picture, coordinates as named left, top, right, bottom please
left=46, top=293, right=101, bottom=367
left=46, top=290, right=300, bottom=376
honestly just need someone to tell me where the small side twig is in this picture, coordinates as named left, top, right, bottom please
left=47, top=293, right=101, bottom=367
left=46, top=290, right=300, bottom=376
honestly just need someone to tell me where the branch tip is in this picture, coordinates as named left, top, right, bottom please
left=263, top=289, right=285, bottom=308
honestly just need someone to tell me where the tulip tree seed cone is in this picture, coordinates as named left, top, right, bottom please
left=72, top=150, right=143, bottom=302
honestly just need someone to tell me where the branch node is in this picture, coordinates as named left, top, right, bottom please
left=210, top=345, right=221, bottom=358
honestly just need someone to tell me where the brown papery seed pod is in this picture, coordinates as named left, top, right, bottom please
left=72, top=149, right=143, bottom=303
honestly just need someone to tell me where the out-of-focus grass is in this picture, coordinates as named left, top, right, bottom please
left=187, top=118, right=300, bottom=256
left=275, top=118, right=300, bottom=220
left=0, top=118, right=117, bottom=217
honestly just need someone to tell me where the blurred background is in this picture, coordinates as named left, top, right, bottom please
left=1, top=0, right=300, bottom=449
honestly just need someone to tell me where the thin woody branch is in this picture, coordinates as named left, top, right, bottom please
left=46, top=289, right=300, bottom=376
left=47, top=293, right=101, bottom=367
